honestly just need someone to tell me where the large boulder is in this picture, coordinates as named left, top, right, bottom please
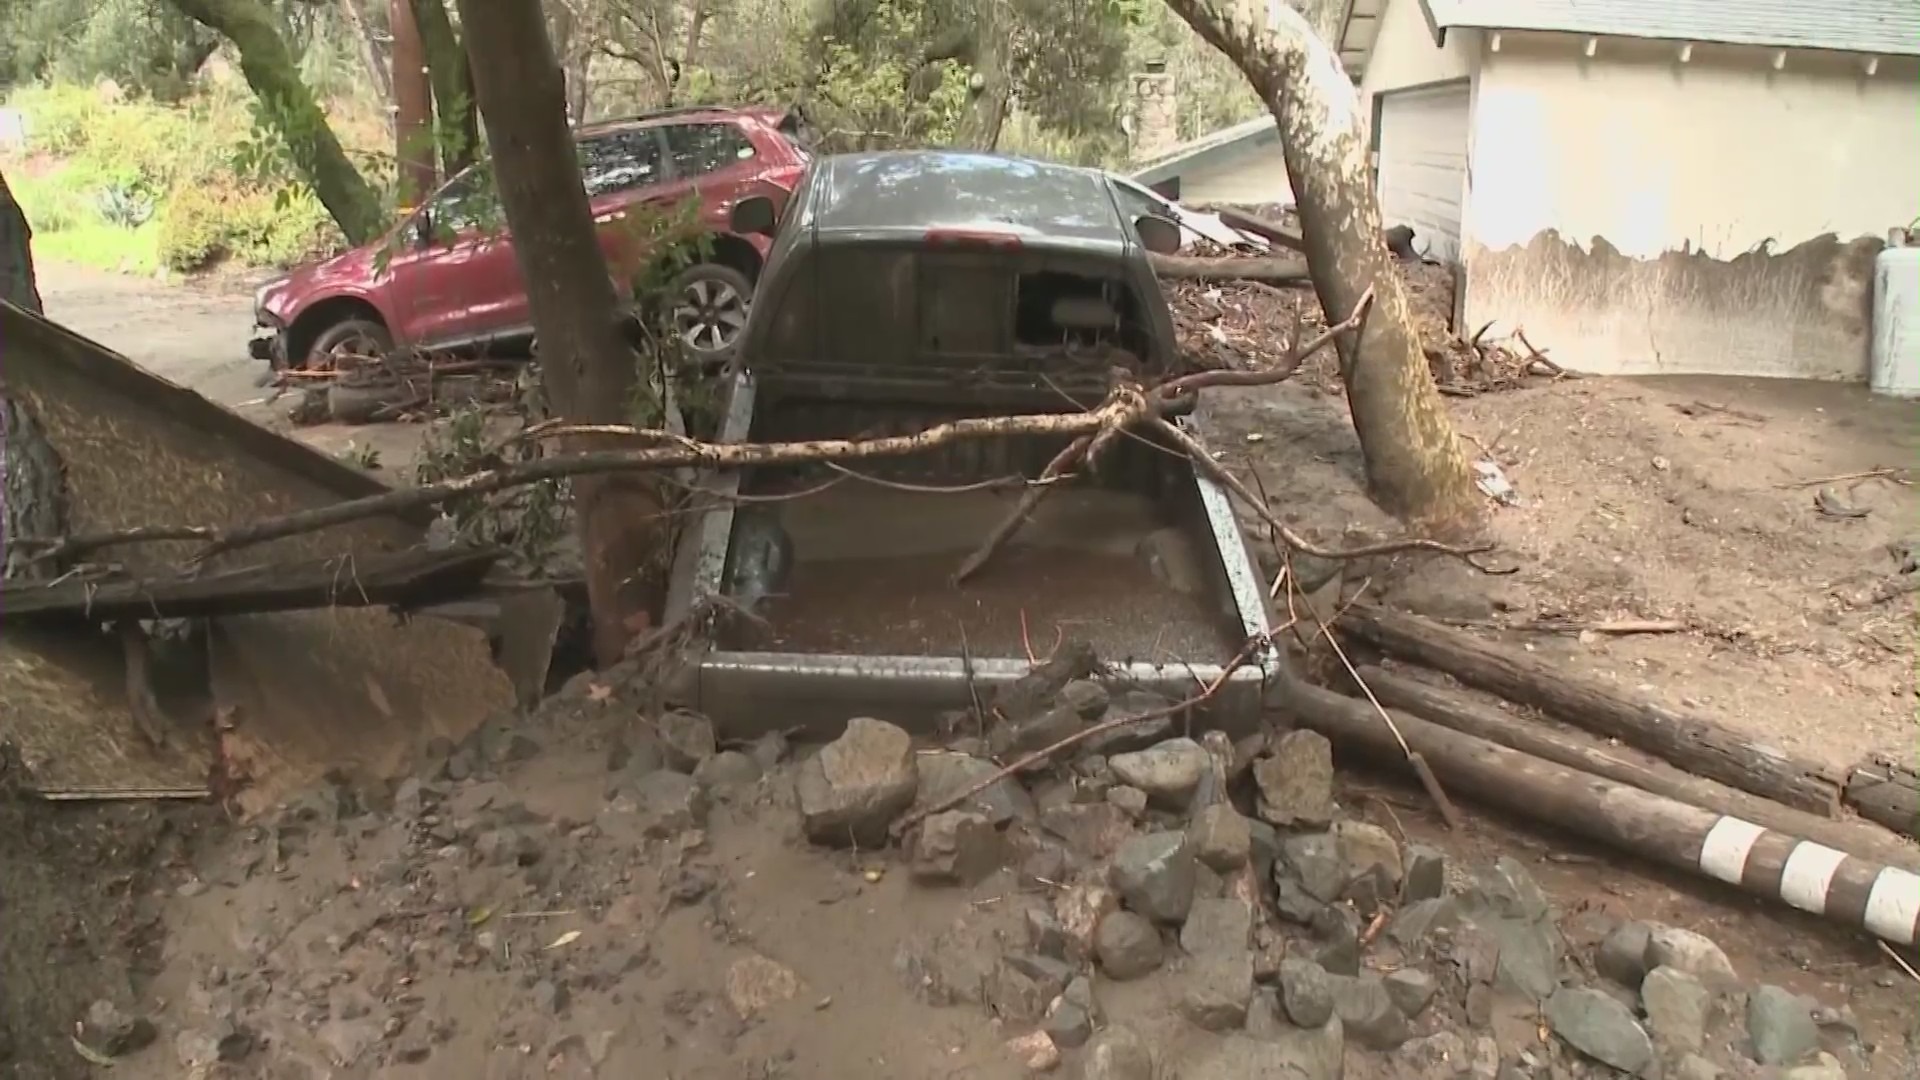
left=796, top=718, right=919, bottom=847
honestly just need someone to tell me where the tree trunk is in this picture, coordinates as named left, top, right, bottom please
left=389, top=0, right=437, bottom=204
left=455, top=0, right=666, bottom=665
left=952, top=0, right=1010, bottom=151
left=338, top=0, right=395, bottom=118
left=0, top=168, right=68, bottom=583
left=169, top=0, right=388, bottom=246
left=1160, top=0, right=1481, bottom=531
left=410, top=0, right=478, bottom=176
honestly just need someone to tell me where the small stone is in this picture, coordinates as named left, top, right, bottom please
left=1464, top=983, right=1493, bottom=1028
left=1279, top=958, right=1335, bottom=1028
left=1399, top=1031, right=1467, bottom=1073
left=1059, top=679, right=1110, bottom=720
left=1038, top=802, right=1136, bottom=862
left=1054, top=883, right=1118, bottom=958
left=1672, top=1053, right=1725, bottom=1080
left=1171, top=1024, right=1345, bottom=1080
left=1311, top=905, right=1362, bottom=977
left=1080, top=1025, right=1154, bottom=1080
left=631, top=770, right=709, bottom=837
left=1108, top=738, right=1210, bottom=808
left=1747, top=984, right=1820, bottom=1066
left=1465, top=1036, right=1500, bottom=1079
left=656, top=709, right=716, bottom=771
left=1279, top=831, right=1345, bottom=903
left=796, top=718, right=919, bottom=847
left=1110, top=831, right=1196, bottom=923
left=1333, top=820, right=1404, bottom=895
left=1180, top=897, right=1252, bottom=956
left=1475, top=856, right=1552, bottom=922
left=1006, top=953, right=1075, bottom=998
left=991, top=705, right=1086, bottom=760
left=1246, top=818, right=1279, bottom=879
left=693, top=750, right=762, bottom=791
left=1252, top=730, right=1336, bottom=827
left=1389, top=896, right=1461, bottom=949
left=1083, top=691, right=1177, bottom=757
left=1094, top=910, right=1164, bottom=980
left=748, top=730, right=789, bottom=771
left=911, top=810, right=1002, bottom=884
left=1006, top=1030, right=1061, bottom=1073
left=1646, top=925, right=1739, bottom=990
left=1106, top=786, right=1149, bottom=819
left=78, top=1000, right=156, bottom=1056
left=725, top=955, right=801, bottom=1019
left=1402, top=844, right=1447, bottom=902
left=1026, top=909, right=1068, bottom=959
left=1245, top=988, right=1287, bottom=1039
left=989, top=962, right=1059, bottom=1024
left=1383, top=968, right=1439, bottom=1019
left=1596, top=921, right=1655, bottom=988
left=532, top=979, right=570, bottom=1014
left=1043, top=997, right=1094, bottom=1049
left=915, top=752, right=1036, bottom=826
left=1328, top=973, right=1413, bottom=1049
left=1490, top=917, right=1563, bottom=1001
left=1179, top=953, right=1255, bottom=1032
left=1640, top=965, right=1711, bottom=1053
left=1543, top=986, right=1655, bottom=1075
left=1188, top=803, right=1252, bottom=872
left=1782, top=1051, right=1848, bottom=1080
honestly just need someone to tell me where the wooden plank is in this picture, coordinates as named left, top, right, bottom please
left=1, top=548, right=503, bottom=622
left=1337, top=602, right=1844, bottom=816
left=1845, top=759, right=1920, bottom=839
left=1148, top=253, right=1311, bottom=284
left=1358, top=664, right=1920, bottom=872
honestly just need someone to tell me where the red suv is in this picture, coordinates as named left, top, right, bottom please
left=249, top=105, right=811, bottom=371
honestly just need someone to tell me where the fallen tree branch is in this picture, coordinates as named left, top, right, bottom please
left=1149, top=252, right=1311, bottom=285
left=1214, top=207, right=1304, bottom=252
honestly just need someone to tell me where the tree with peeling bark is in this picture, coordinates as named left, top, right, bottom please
left=0, top=169, right=68, bottom=583
left=1160, top=0, right=1483, bottom=531
left=410, top=0, right=479, bottom=176
left=168, top=0, right=388, bottom=246
left=454, top=0, right=669, bottom=665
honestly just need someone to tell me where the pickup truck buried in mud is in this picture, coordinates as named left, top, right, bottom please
left=663, top=150, right=1280, bottom=735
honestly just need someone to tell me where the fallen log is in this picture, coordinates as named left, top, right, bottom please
left=1336, top=603, right=1843, bottom=816
left=1357, top=664, right=1920, bottom=872
left=1845, top=758, right=1920, bottom=840
left=1, top=547, right=503, bottom=622
left=1283, top=679, right=1920, bottom=946
left=1149, top=252, right=1310, bottom=284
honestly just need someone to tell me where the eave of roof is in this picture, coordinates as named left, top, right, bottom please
left=1420, top=0, right=1920, bottom=59
left=1128, top=114, right=1278, bottom=186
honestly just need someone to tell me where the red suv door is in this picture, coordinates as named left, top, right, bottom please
left=384, top=167, right=526, bottom=348
left=578, top=127, right=672, bottom=293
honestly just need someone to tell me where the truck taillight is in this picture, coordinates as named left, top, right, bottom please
left=923, top=229, right=1024, bottom=252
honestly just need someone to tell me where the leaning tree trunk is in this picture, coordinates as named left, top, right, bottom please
left=1162, top=0, right=1482, bottom=531
left=389, top=0, right=437, bottom=204
left=0, top=169, right=68, bottom=583
left=338, top=0, right=395, bottom=124
left=455, top=0, right=668, bottom=665
left=951, top=0, right=1011, bottom=151
left=170, top=0, right=388, bottom=246
left=410, top=0, right=479, bottom=176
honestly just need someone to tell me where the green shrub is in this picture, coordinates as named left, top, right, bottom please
left=157, top=177, right=339, bottom=273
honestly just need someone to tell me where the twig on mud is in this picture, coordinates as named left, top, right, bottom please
left=1879, top=940, right=1920, bottom=984
left=889, top=638, right=1267, bottom=839
left=1514, top=329, right=1574, bottom=379
left=1776, top=467, right=1912, bottom=489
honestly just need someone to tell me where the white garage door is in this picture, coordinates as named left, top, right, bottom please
left=1376, top=81, right=1471, bottom=265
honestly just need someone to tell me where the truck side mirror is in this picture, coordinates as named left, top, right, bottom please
left=1133, top=213, right=1183, bottom=256
left=730, top=196, right=777, bottom=237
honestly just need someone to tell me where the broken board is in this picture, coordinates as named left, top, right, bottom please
left=0, top=302, right=513, bottom=802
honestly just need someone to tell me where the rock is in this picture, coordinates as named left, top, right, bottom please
left=1080, top=1025, right=1155, bottom=1080
left=1596, top=921, right=1655, bottom=988
left=1311, top=905, right=1362, bottom=977
left=1543, top=987, right=1654, bottom=1075
left=77, top=1000, right=156, bottom=1057
left=1400, top=1031, right=1467, bottom=1075
left=1039, top=803, right=1137, bottom=862
left=656, top=709, right=717, bottom=772
left=630, top=770, right=709, bottom=837
left=726, top=955, right=801, bottom=1018
left=1328, top=973, right=1414, bottom=1049
left=1465, top=1036, right=1499, bottom=1079
left=1672, top=1053, right=1724, bottom=1080
left=174, top=1020, right=251, bottom=1068
left=1489, top=916, right=1563, bottom=1001
left=1403, top=844, right=1447, bottom=902
left=533, top=978, right=570, bottom=1014
left=1782, top=1051, right=1848, bottom=1080
left=1043, top=995, right=1094, bottom=1049
left=1106, top=786, right=1149, bottom=819
left=1645, top=925, right=1739, bottom=990
left=1384, top=968, right=1439, bottom=1019
left=1026, top=908, right=1068, bottom=959
left=1059, top=679, right=1110, bottom=720
left=1187, top=803, right=1252, bottom=872
left=915, top=752, right=1036, bottom=826
left=1333, top=820, right=1404, bottom=895
left=317, top=1018, right=383, bottom=1065
left=1640, top=965, right=1711, bottom=1053
left=1474, top=856, right=1552, bottom=922
left=1252, top=730, right=1336, bottom=827
left=1748, top=984, right=1820, bottom=1066
left=748, top=730, right=789, bottom=771
left=1180, top=897, right=1252, bottom=956
left=1179, top=953, right=1255, bottom=1031
left=1083, top=691, right=1177, bottom=757
left=1279, top=831, right=1346, bottom=903
left=1095, top=910, right=1163, bottom=980
left=796, top=718, right=919, bottom=847
left=1055, top=883, right=1119, bottom=959
left=1108, top=739, right=1210, bottom=808
left=989, top=962, right=1060, bottom=1024
left=1006, top=1030, right=1061, bottom=1073
left=1280, top=958, right=1336, bottom=1028
left=1389, top=896, right=1461, bottom=949
left=1246, top=818, right=1279, bottom=879
left=1170, top=1022, right=1345, bottom=1080
left=911, top=810, right=1003, bottom=884
left=1110, top=831, right=1196, bottom=923
left=693, top=750, right=762, bottom=791
left=991, top=704, right=1085, bottom=760
left=1006, top=953, right=1075, bottom=999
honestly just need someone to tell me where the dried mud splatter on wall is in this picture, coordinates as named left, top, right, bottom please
left=1465, top=229, right=1882, bottom=380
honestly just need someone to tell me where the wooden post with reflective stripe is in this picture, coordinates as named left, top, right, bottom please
left=1287, top=682, right=1920, bottom=946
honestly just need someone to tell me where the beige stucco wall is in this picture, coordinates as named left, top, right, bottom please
left=1464, top=34, right=1920, bottom=379
left=1358, top=0, right=1479, bottom=100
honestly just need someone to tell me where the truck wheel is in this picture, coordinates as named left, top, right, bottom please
left=668, top=263, right=753, bottom=361
left=307, top=318, right=393, bottom=370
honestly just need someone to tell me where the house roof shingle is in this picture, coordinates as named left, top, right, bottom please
left=1423, top=0, right=1920, bottom=58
